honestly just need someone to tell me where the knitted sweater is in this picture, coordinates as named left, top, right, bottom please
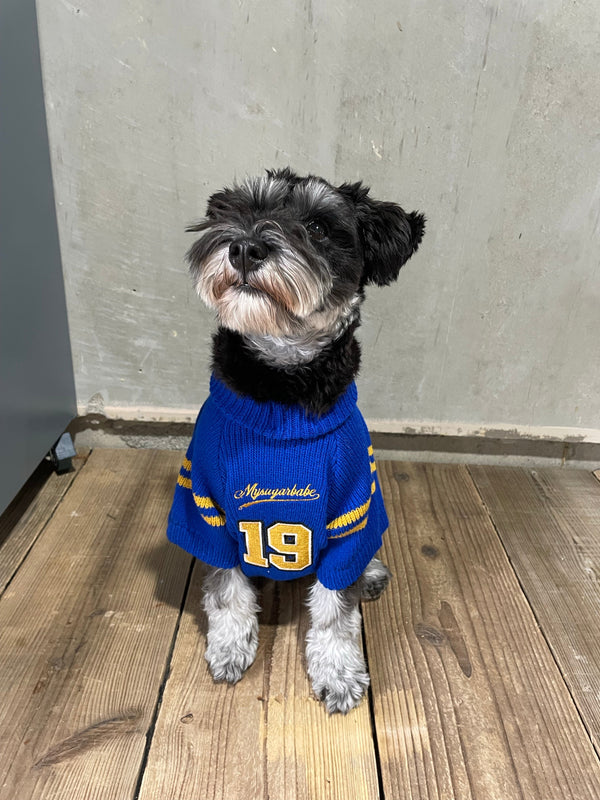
left=166, top=375, right=388, bottom=590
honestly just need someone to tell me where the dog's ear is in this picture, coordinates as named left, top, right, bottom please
left=338, top=182, right=425, bottom=286
left=265, top=166, right=300, bottom=185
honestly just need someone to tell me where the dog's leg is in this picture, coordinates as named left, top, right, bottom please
left=203, top=566, right=260, bottom=684
left=305, top=579, right=369, bottom=713
left=359, top=556, right=391, bottom=601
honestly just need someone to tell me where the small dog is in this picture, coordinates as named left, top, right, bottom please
left=167, top=168, right=424, bottom=713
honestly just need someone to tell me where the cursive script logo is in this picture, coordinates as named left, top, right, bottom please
left=235, top=483, right=320, bottom=509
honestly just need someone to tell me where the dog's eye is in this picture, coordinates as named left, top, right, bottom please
left=306, top=220, right=327, bottom=242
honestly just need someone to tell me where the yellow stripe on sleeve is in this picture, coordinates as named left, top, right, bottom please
left=326, top=496, right=371, bottom=531
left=177, top=474, right=192, bottom=490
left=327, top=443, right=379, bottom=532
left=201, top=513, right=226, bottom=527
left=193, top=494, right=220, bottom=510
left=328, top=515, right=369, bottom=539
left=177, top=477, right=225, bottom=511
left=176, top=460, right=226, bottom=526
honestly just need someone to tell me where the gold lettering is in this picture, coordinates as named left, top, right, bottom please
left=236, top=483, right=320, bottom=508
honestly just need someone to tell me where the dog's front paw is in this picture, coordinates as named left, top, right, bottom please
left=360, top=557, right=391, bottom=601
left=316, top=670, right=370, bottom=714
left=306, top=633, right=370, bottom=713
left=205, top=622, right=258, bottom=684
left=202, top=566, right=260, bottom=685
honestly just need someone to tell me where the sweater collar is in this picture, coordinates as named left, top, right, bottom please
left=209, top=374, right=357, bottom=440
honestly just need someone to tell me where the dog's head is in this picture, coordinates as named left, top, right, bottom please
left=187, top=168, right=425, bottom=339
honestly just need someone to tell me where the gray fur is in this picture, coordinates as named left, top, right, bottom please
left=243, top=294, right=361, bottom=367
left=305, top=578, right=370, bottom=714
left=359, top=556, right=392, bottom=601
left=203, top=566, right=260, bottom=683
left=201, top=556, right=389, bottom=711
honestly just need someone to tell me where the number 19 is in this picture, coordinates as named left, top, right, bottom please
left=239, top=520, right=313, bottom=571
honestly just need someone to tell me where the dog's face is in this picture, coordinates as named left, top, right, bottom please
left=187, top=168, right=425, bottom=339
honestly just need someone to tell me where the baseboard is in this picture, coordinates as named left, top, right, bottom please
left=68, top=413, right=600, bottom=469
left=78, top=403, right=600, bottom=443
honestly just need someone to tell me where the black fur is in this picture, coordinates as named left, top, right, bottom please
left=212, top=324, right=361, bottom=417
left=187, top=168, right=425, bottom=415
left=337, top=182, right=425, bottom=286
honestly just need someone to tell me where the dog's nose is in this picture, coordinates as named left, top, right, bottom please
left=228, top=237, right=268, bottom=276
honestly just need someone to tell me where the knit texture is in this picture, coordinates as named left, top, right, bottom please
left=166, top=375, right=388, bottom=590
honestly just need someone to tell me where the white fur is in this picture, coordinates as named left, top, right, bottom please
left=203, top=566, right=260, bottom=683
left=195, top=243, right=333, bottom=338
left=202, top=558, right=389, bottom=711
left=244, top=295, right=362, bottom=367
left=305, top=579, right=370, bottom=714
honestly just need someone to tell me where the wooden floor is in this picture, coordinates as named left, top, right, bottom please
left=1, top=449, right=600, bottom=799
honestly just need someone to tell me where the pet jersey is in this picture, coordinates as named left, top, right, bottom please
left=166, top=375, right=388, bottom=591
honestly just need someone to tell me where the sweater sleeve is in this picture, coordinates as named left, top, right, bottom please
left=316, top=412, right=388, bottom=591
left=166, top=405, right=239, bottom=569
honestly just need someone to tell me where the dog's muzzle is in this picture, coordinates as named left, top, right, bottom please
left=228, top=236, right=269, bottom=284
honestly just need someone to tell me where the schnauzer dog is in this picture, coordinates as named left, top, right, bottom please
left=167, top=168, right=424, bottom=713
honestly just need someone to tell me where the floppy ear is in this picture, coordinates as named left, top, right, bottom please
left=338, top=182, right=425, bottom=286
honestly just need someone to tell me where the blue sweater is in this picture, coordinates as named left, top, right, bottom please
left=166, top=376, right=388, bottom=590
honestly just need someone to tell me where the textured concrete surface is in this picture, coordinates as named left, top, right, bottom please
left=37, top=0, right=600, bottom=439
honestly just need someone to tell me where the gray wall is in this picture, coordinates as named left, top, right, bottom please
left=36, top=0, right=600, bottom=440
left=0, top=0, right=76, bottom=513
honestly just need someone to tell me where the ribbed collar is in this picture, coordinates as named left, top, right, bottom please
left=209, top=374, right=358, bottom=440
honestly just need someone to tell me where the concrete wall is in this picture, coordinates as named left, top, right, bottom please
left=36, top=0, right=600, bottom=441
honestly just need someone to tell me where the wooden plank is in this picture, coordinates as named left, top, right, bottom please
left=469, top=465, right=600, bottom=753
left=138, top=569, right=380, bottom=800
left=0, top=450, right=89, bottom=594
left=0, top=448, right=191, bottom=800
left=362, top=461, right=600, bottom=800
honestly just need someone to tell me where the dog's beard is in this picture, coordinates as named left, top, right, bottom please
left=195, top=244, right=334, bottom=337
left=244, top=296, right=362, bottom=367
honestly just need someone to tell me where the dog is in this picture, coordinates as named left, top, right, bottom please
left=166, top=168, right=424, bottom=713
